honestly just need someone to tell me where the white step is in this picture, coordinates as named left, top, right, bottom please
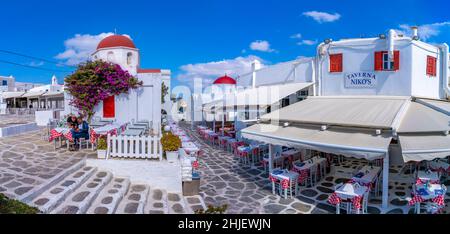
left=184, top=195, right=207, bottom=214
left=115, top=184, right=150, bottom=214
left=86, top=177, right=130, bottom=214
left=30, top=166, right=97, bottom=213
left=145, top=188, right=169, bottom=214
left=167, top=192, right=189, bottom=214
left=52, top=171, right=113, bottom=214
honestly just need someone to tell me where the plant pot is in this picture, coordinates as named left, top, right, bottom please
left=97, top=150, right=107, bottom=159
left=166, top=151, right=179, bottom=162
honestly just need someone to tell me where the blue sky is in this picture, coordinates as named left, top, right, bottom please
left=0, top=0, right=449, bottom=88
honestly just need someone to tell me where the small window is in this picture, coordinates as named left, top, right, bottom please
left=382, top=52, right=394, bottom=70
left=375, top=51, right=399, bottom=71
left=127, top=52, right=133, bottom=65
left=107, top=52, right=115, bottom=62
left=426, top=55, right=437, bottom=77
left=1, top=80, right=7, bottom=86
left=329, top=53, right=343, bottom=73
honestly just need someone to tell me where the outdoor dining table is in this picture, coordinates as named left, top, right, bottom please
left=331, top=182, right=370, bottom=214
left=218, top=135, right=231, bottom=148
left=292, top=157, right=327, bottom=185
left=352, top=165, right=381, bottom=186
left=182, top=142, right=200, bottom=156
left=206, top=131, right=219, bottom=145
left=121, top=129, right=144, bottom=136
left=282, top=149, right=303, bottom=165
left=226, top=138, right=237, bottom=152
left=410, top=183, right=447, bottom=214
left=269, top=168, right=299, bottom=199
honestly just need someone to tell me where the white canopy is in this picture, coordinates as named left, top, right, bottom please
left=42, top=90, right=64, bottom=97
left=203, top=82, right=313, bottom=113
left=1, top=92, right=25, bottom=99
left=242, top=124, right=391, bottom=160
left=22, top=91, right=47, bottom=98
left=399, top=134, right=450, bottom=162
left=397, top=102, right=450, bottom=133
left=416, top=98, right=450, bottom=115
left=262, top=96, right=409, bottom=129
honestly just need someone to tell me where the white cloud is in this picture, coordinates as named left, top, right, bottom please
left=290, top=33, right=302, bottom=39
left=397, top=22, right=450, bottom=40
left=302, top=11, right=341, bottom=23
left=250, top=40, right=275, bottom=52
left=297, top=39, right=318, bottom=46
left=55, top=32, right=131, bottom=65
left=177, top=55, right=265, bottom=86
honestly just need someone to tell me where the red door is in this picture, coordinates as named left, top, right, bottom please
left=103, top=96, right=115, bottom=118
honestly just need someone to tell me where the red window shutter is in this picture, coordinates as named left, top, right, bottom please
left=103, top=96, right=115, bottom=118
left=427, top=56, right=437, bottom=76
left=393, top=50, right=400, bottom=71
left=329, top=53, right=343, bottom=72
left=432, top=57, right=437, bottom=76
left=374, top=51, right=383, bottom=71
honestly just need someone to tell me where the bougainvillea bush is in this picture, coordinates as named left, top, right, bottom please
left=65, top=60, right=142, bottom=119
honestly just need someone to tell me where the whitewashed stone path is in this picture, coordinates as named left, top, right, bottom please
left=0, top=129, right=205, bottom=214
left=1, top=124, right=448, bottom=214
left=179, top=123, right=450, bottom=214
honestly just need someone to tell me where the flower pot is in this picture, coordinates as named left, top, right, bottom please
left=97, top=150, right=107, bottom=159
left=166, top=151, right=179, bottom=162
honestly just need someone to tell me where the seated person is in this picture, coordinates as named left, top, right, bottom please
left=70, top=116, right=90, bottom=147
left=67, top=114, right=78, bottom=129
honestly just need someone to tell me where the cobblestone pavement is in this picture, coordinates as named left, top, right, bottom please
left=180, top=124, right=450, bottom=214
left=0, top=129, right=96, bottom=200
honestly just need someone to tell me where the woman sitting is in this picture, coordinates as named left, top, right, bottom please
left=70, top=116, right=90, bottom=149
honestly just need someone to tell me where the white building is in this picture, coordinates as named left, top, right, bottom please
left=203, top=27, right=450, bottom=210
left=64, top=35, right=171, bottom=131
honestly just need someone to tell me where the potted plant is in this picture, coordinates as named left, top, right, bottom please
left=161, top=132, right=182, bottom=162
left=97, top=137, right=107, bottom=159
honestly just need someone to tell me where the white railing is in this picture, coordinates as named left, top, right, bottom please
left=106, top=134, right=163, bottom=160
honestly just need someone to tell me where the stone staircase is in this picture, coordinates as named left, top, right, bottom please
left=26, top=162, right=206, bottom=214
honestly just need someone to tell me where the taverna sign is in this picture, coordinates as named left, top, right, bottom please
left=345, top=72, right=377, bottom=88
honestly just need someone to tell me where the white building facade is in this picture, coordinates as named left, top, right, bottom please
left=64, top=35, right=171, bottom=131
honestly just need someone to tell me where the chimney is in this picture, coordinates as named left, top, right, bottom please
left=251, top=60, right=261, bottom=88
left=411, top=26, right=419, bottom=40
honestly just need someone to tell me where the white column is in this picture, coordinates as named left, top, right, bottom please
left=222, top=113, right=225, bottom=136
left=268, top=144, right=274, bottom=173
left=213, top=114, right=216, bottom=132
left=382, top=152, right=390, bottom=210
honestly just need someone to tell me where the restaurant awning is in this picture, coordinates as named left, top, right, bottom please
left=42, top=90, right=64, bottom=97
left=416, top=98, right=450, bottom=115
left=203, top=82, right=313, bottom=113
left=242, top=124, right=392, bottom=160
left=399, top=134, right=450, bottom=162
left=261, top=96, right=409, bottom=129
left=1, top=92, right=25, bottom=99
left=397, top=102, right=450, bottom=133
left=22, top=91, right=47, bottom=98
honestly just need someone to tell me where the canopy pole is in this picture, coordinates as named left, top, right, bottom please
left=268, top=144, right=274, bottom=173
left=213, top=114, right=216, bottom=133
left=382, top=152, right=390, bottom=210
left=222, top=113, right=225, bottom=136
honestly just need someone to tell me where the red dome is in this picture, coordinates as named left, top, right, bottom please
left=213, top=75, right=236, bottom=85
left=97, top=35, right=136, bottom=50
